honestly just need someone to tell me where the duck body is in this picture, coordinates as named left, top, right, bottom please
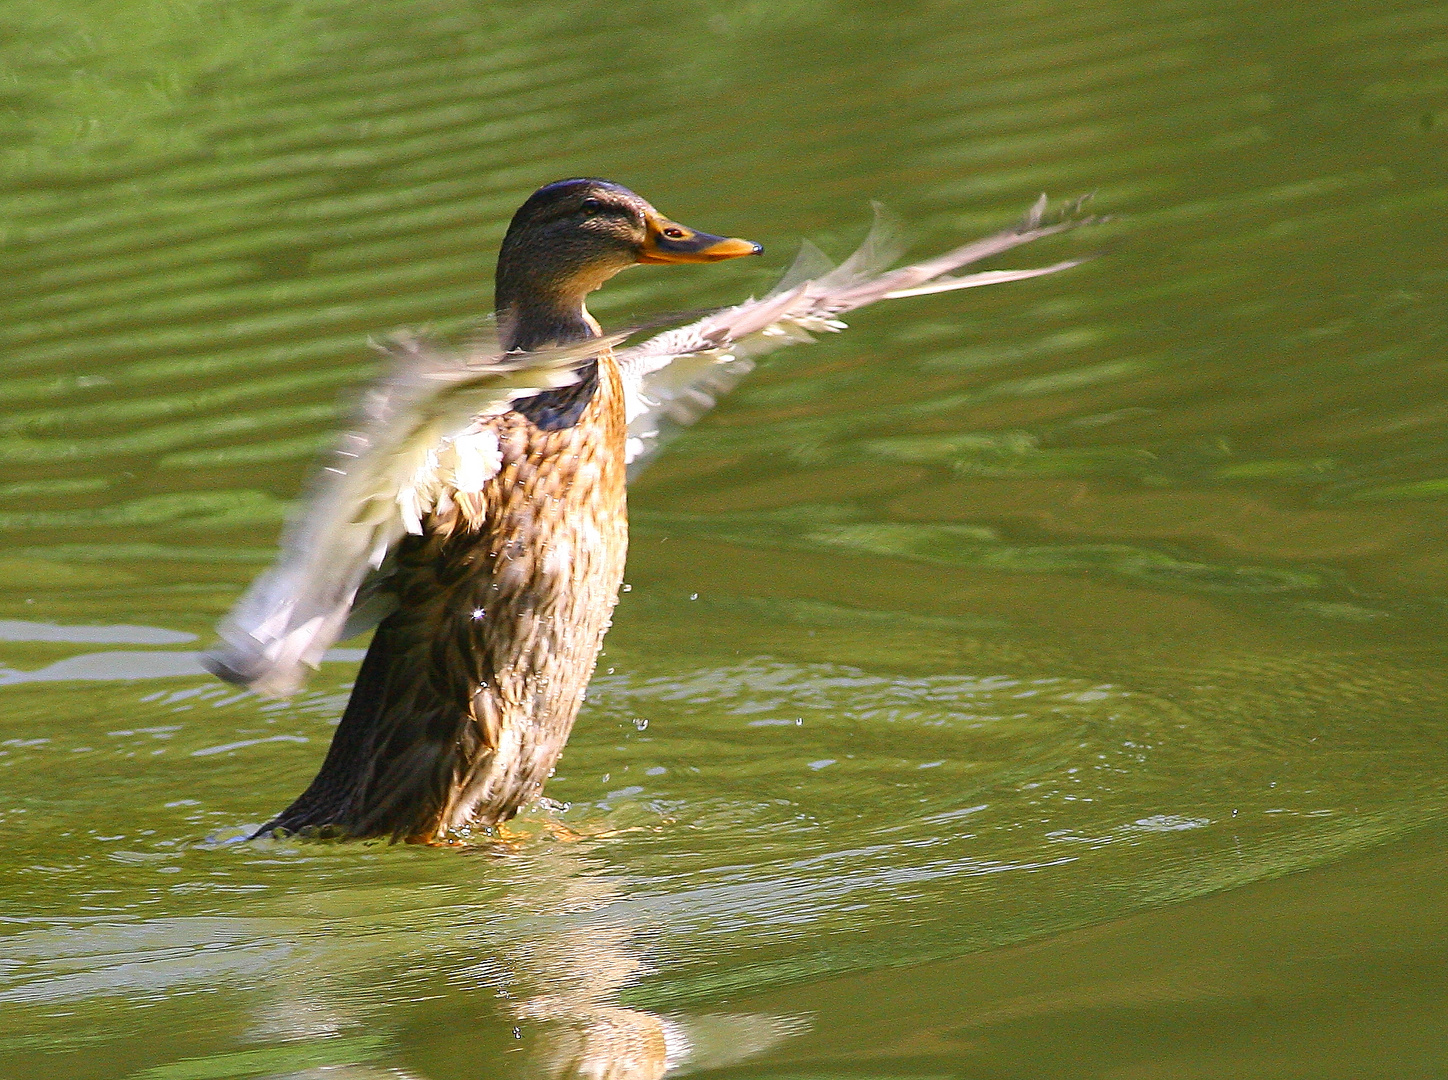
left=258, top=180, right=757, bottom=841
left=265, top=353, right=630, bottom=840
left=212, top=181, right=1094, bottom=844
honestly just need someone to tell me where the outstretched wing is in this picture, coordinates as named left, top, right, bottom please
left=618, top=195, right=1097, bottom=472
left=206, top=197, right=1095, bottom=697
left=203, top=326, right=631, bottom=697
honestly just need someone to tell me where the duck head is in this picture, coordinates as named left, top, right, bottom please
left=495, top=178, right=762, bottom=351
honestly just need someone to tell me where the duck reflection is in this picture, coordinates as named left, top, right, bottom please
left=238, top=826, right=802, bottom=1079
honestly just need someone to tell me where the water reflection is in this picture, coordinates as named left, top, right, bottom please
left=27, top=836, right=801, bottom=1080
left=0, top=620, right=195, bottom=645
left=0, top=648, right=366, bottom=685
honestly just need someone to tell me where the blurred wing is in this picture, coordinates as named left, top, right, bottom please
left=203, top=326, right=630, bottom=697
left=206, top=197, right=1095, bottom=696
left=618, top=195, right=1097, bottom=473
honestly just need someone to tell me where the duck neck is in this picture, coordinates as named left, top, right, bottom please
left=495, top=259, right=614, bottom=429
left=495, top=271, right=602, bottom=353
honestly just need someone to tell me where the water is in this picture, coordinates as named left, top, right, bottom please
left=3, top=0, right=1448, bottom=1075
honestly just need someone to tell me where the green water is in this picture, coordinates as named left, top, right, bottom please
left=3, top=0, right=1448, bottom=1075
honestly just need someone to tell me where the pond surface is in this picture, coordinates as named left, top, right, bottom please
left=3, top=0, right=1448, bottom=1076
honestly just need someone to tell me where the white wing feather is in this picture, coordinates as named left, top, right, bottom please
left=205, top=197, right=1095, bottom=696
left=618, top=196, right=1096, bottom=472
left=204, top=326, right=632, bottom=696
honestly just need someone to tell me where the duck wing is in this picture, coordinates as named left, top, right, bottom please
left=203, top=328, right=631, bottom=697
left=206, top=198, right=1095, bottom=697
left=617, top=195, right=1098, bottom=473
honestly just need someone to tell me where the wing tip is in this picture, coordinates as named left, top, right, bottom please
left=1017, top=191, right=1110, bottom=236
left=200, top=648, right=256, bottom=687
left=201, top=645, right=307, bottom=698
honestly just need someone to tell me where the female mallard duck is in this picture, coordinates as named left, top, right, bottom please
left=205, top=179, right=1092, bottom=842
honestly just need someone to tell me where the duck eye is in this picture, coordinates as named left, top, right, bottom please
left=580, top=198, right=602, bottom=216
left=662, top=227, right=686, bottom=239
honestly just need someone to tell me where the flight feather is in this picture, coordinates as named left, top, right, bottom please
left=204, top=197, right=1096, bottom=696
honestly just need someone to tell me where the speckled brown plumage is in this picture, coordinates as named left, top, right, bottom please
left=264, top=351, right=629, bottom=842
left=215, top=183, right=1095, bottom=842
left=228, top=182, right=1091, bottom=843
left=245, top=179, right=762, bottom=842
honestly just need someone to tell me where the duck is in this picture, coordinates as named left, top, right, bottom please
left=204, top=179, right=1094, bottom=842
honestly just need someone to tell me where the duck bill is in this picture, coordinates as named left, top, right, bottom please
left=638, top=211, right=762, bottom=264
